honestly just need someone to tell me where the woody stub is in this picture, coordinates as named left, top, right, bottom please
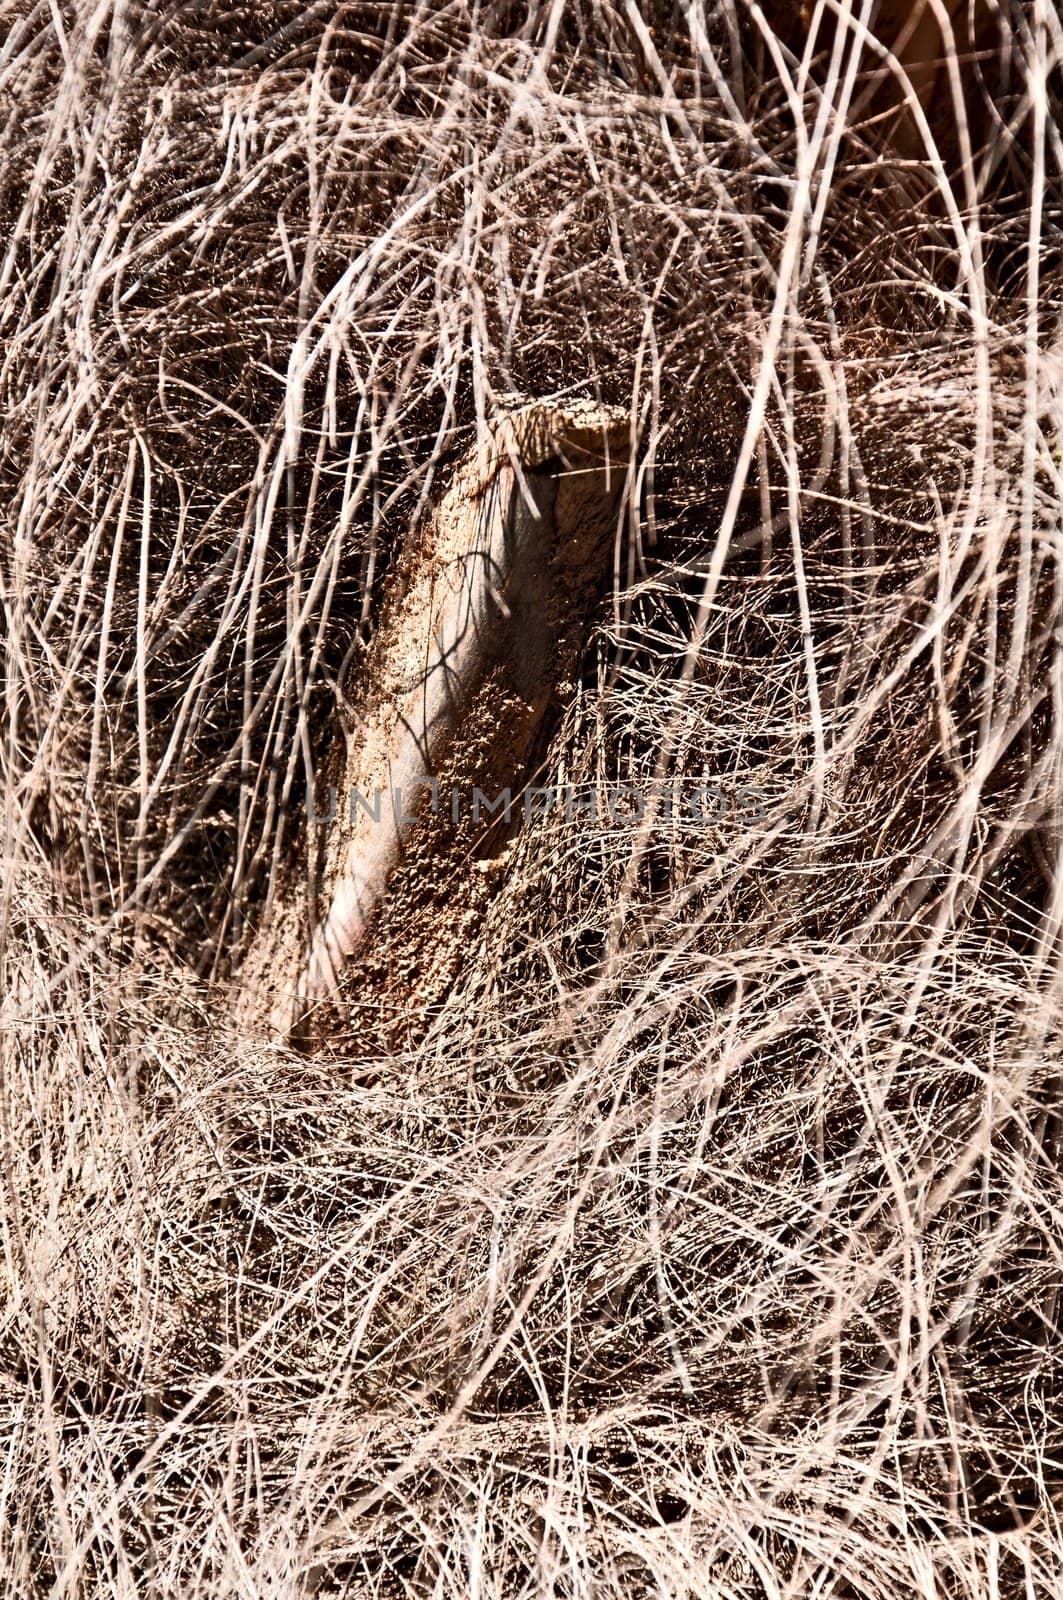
left=243, top=401, right=630, bottom=1046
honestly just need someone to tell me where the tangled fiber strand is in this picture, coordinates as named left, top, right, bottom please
left=2, top=1, right=1063, bottom=1595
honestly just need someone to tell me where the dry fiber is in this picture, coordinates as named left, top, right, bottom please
left=2, top=2, right=1063, bottom=1596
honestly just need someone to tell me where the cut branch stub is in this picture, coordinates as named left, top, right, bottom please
left=279, top=400, right=629, bottom=1042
